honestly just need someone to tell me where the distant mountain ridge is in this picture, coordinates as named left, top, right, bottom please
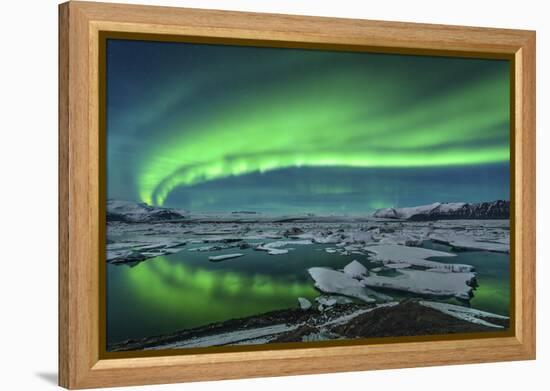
left=107, top=199, right=510, bottom=223
left=372, top=200, right=510, bottom=221
left=107, top=200, right=186, bottom=223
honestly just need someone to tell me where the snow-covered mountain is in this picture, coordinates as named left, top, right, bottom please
left=107, top=199, right=510, bottom=224
left=372, top=200, right=509, bottom=221
left=107, top=200, right=186, bottom=223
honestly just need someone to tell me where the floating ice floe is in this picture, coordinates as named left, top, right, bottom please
left=188, top=244, right=236, bottom=252
left=208, top=253, right=244, bottom=261
left=310, top=233, right=342, bottom=244
left=419, top=301, right=508, bottom=328
left=107, top=240, right=187, bottom=263
left=256, top=246, right=288, bottom=255
left=308, top=267, right=376, bottom=303
left=309, top=264, right=393, bottom=303
left=344, top=230, right=376, bottom=244
left=364, top=244, right=474, bottom=272
left=256, top=240, right=312, bottom=255
left=362, top=269, right=476, bottom=300
left=313, top=253, right=476, bottom=301
left=378, top=234, right=423, bottom=246
left=429, top=233, right=509, bottom=253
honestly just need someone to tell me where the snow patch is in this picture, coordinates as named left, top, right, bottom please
left=149, top=323, right=299, bottom=349
left=420, top=301, right=508, bottom=328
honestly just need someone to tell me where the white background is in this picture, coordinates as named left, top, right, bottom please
left=0, top=0, right=547, bottom=389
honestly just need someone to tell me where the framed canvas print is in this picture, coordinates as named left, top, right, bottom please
left=58, top=1, right=536, bottom=389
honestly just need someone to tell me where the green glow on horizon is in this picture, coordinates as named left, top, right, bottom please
left=131, top=56, right=509, bottom=206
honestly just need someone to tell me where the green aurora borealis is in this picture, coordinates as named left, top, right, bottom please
left=106, top=39, right=510, bottom=212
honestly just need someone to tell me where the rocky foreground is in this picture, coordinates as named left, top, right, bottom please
left=108, top=299, right=509, bottom=351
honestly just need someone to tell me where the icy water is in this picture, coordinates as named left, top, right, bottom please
left=106, top=243, right=509, bottom=344
left=429, top=247, right=510, bottom=316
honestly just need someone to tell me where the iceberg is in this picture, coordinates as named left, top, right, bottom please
left=308, top=267, right=376, bottom=303
left=343, top=260, right=368, bottom=279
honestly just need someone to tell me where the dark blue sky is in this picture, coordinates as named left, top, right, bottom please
left=106, top=39, right=510, bottom=213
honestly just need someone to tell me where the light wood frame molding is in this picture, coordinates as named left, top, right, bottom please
left=59, top=1, right=536, bottom=389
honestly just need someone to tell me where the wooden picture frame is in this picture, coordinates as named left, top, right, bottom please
left=59, top=1, right=536, bottom=389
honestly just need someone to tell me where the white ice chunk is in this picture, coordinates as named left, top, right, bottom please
left=256, top=240, right=312, bottom=255
left=378, top=234, right=422, bottom=246
left=208, top=253, right=244, bottom=261
left=308, top=267, right=376, bottom=303
left=361, top=269, right=476, bottom=300
left=430, top=233, right=509, bottom=253
left=345, top=231, right=375, bottom=243
left=343, top=260, right=368, bottom=279
left=311, top=233, right=342, bottom=244
left=364, top=244, right=474, bottom=272
left=298, top=297, right=312, bottom=310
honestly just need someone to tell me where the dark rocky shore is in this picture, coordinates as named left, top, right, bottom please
left=108, top=299, right=509, bottom=352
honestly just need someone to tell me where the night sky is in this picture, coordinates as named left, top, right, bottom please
left=106, top=39, right=510, bottom=214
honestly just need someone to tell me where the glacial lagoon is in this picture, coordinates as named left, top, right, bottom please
left=106, top=237, right=509, bottom=344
